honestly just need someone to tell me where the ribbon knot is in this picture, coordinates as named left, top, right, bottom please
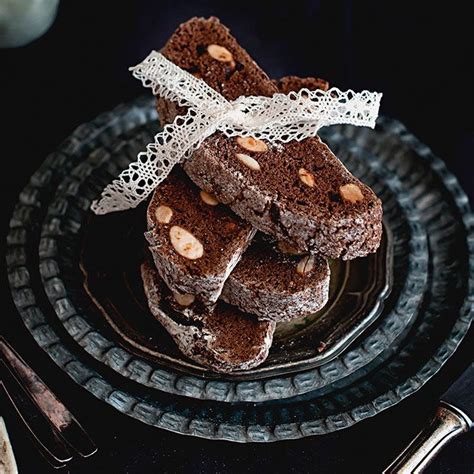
left=91, top=51, right=382, bottom=215
left=221, top=101, right=248, bottom=127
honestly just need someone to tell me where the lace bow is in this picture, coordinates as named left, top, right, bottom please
left=92, top=51, right=382, bottom=214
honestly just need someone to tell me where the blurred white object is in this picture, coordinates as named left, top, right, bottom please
left=0, top=417, right=18, bottom=474
left=0, top=0, right=59, bottom=48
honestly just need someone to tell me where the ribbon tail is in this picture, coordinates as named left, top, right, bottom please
left=91, top=108, right=218, bottom=215
left=315, top=89, right=383, bottom=130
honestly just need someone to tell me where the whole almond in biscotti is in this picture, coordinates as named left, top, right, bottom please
left=155, top=205, right=173, bottom=223
left=236, top=136, right=268, bottom=153
left=236, top=153, right=261, bottom=171
left=169, top=226, right=204, bottom=260
left=339, top=183, right=364, bottom=203
left=298, top=168, right=315, bottom=187
left=157, top=17, right=382, bottom=260
left=200, top=190, right=219, bottom=206
left=207, top=44, right=233, bottom=62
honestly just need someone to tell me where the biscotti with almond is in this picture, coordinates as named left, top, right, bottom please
left=146, top=169, right=331, bottom=319
left=157, top=17, right=382, bottom=260
left=145, top=168, right=255, bottom=306
left=221, top=234, right=330, bottom=321
left=141, top=260, right=275, bottom=372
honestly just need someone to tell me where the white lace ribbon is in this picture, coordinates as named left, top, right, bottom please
left=91, top=51, right=382, bottom=214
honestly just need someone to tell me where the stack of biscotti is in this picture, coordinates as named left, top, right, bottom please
left=142, top=166, right=330, bottom=372
left=141, top=17, right=382, bottom=373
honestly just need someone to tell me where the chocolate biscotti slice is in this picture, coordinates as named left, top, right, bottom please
left=221, top=234, right=330, bottom=321
left=158, top=17, right=382, bottom=260
left=141, top=261, right=275, bottom=373
left=145, top=168, right=255, bottom=306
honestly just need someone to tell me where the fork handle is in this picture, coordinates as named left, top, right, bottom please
left=0, top=336, right=97, bottom=458
left=384, top=403, right=471, bottom=473
left=0, top=362, right=73, bottom=464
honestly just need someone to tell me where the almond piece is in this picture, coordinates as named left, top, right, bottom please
left=277, top=241, right=305, bottom=256
left=200, top=190, right=219, bottom=206
left=236, top=153, right=261, bottom=171
left=339, top=183, right=364, bottom=203
left=155, top=205, right=173, bottom=224
left=207, top=44, right=233, bottom=62
left=172, top=291, right=195, bottom=307
left=236, top=136, right=268, bottom=153
left=296, top=255, right=315, bottom=275
left=169, top=226, right=204, bottom=260
left=298, top=168, right=315, bottom=187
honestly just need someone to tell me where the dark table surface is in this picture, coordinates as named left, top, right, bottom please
left=1, top=1, right=473, bottom=472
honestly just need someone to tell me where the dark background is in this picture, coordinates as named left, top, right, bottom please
left=1, top=1, right=473, bottom=472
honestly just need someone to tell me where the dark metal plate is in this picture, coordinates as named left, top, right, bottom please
left=29, top=103, right=427, bottom=402
left=6, top=98, right=472, bottom=440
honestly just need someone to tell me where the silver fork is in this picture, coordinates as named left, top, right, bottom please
left=0, top=336, right=97, bottom=469
left=0, top=362, right=72, bottom=469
